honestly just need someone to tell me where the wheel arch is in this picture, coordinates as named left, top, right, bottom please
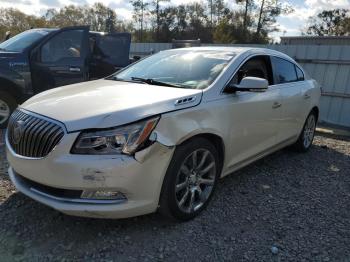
left=176, top=133, right=225, bottom=175
left=311, top=106, right=319, bottom=121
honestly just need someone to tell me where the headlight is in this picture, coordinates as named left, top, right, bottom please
left=71, top=116, right=159, bottom=155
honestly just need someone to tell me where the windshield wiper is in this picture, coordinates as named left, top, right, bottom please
left=131, top=77, right=184, bottom=88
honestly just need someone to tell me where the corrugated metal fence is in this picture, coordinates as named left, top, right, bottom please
left=130, top=43, right=350, bottom=128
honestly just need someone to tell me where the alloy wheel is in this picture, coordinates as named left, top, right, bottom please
left=175, top=149, right=216, bottom=214
left=303, top=114, right=316, bottom=148
left=0, top=99, right=10, bottom=126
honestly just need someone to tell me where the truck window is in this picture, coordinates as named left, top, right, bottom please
left=0, top=30, right=49, bottom=52
left=41, top=30, right=84, bottom=63
left=95, top=34, right=131, bottom=67
left=98, top=36, right=128, bottom=59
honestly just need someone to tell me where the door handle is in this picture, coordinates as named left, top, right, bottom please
left=304, top=93, right=311, bottom=99
left=272, top=102, right=282, bottom=109
left=69, top=67, right=81, bottom=72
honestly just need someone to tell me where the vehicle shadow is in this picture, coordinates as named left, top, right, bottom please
left=0, top=135, right=349, bottom=260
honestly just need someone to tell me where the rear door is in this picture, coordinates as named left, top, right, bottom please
left=30, top=26, right=89, bottom=94
left=270, top=56, right=306, bottom=143
left=89, top=33, right=131, bottom=79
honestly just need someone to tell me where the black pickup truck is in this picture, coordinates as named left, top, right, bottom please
left=0, top=26, right=132, bottom=127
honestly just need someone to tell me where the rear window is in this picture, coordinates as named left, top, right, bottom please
left=271, top=56, right=298, bottom=84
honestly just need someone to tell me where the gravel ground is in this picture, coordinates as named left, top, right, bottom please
left=0, top=133, right=349, bottom=261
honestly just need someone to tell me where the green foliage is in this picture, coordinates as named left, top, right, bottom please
left=213, top=19, right=235, bottom=43
left=0, top=1, right=296, bottom=44
left=306, top=9, right=350, bottom=36
left=0, top=8, right=47, bottom=38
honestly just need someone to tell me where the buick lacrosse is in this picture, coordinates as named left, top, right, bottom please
left=6, top=47, right=320, bottom=220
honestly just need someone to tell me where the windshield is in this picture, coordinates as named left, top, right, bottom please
left=0, top=30, right=49, bottom=52
left=113, top=50, right=236, bottom=89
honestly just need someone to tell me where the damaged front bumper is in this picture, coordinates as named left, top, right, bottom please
left=6, top=132, right=175, bottom=219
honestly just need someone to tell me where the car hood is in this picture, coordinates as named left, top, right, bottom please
left=21, top=79, right=202, bottom=132
left=0, top=51, right=20, bottom=67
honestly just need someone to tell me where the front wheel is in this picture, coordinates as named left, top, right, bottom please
left=292, top=111, right=317, bottom=152
left=159, top=137, right=220, bottom=221
left=0, top=92, right=17, bottom=129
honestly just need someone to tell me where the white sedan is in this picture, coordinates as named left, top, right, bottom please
left=6, top=47, right=320, bottom=220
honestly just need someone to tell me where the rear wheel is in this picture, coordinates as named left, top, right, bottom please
left=0, top=92, right=17, bottom=129
left=159, top=137, right=220, bottom=221
left=293, top=111, right=317, bottom=152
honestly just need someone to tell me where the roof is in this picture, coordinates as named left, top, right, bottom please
left=163, top=46, right=294, bottom=62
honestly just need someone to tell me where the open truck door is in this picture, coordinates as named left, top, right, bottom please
left=30, top=26, right=90, bottom=94
left=89, top=32, right=131, bottom=79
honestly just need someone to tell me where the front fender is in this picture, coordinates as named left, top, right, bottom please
left=0, top=66, right=26, bottom=95
left=153, top=106, right=225, bottom=147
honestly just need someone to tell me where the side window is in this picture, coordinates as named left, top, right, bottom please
left=41, top=30, right=84, bottom=63
left=230, top=56, right=273, bottom=86
left=296, top=66, right=304, bottom=81
left=271, top=56, right=298, bottom=84
left=97, top=35, right=129, bottom=59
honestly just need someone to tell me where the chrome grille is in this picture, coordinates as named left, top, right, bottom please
left=7, top=109, right=64, bottom=158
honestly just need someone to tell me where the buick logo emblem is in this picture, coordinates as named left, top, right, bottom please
left=12, top=120, right=25, bottom=145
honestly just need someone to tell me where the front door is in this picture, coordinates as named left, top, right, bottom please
left=30, top=26, right=89, bottom=94
left=223, top=55, right=283, bottom=169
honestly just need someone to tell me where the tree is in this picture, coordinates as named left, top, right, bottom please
left=214, top=0, right=226, bottom=24
left=44, top=5, right=86, bottom=27
left=186, top=2, right=211, bottom=41
left=86, top=3, right=118, bottom=32
left=255, top=0, right=293, bottom=43
left=236, top=0, right=255, bottom=33
left=150, top=0, right=170, bottom=41
left=208, top=0, right=214, bottom=26
left=1, top=0, right=295, bottom=44
left=306, top=9, right=350, bottom=36
left=130, top=0, right=149, bottom=42
left=0, top=8, right=47, bottom=38
left=44, top=4, right=119, bottom=33
left=213, top=18, right=235, bottom=43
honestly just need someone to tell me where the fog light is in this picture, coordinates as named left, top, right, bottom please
left=81, top=190, right=125, bottom=200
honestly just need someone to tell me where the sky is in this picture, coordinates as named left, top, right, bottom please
left=0, top=0, right=349, bottom=40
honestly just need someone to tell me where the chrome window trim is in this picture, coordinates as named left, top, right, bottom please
left=220, top=53, right=305, bottom=95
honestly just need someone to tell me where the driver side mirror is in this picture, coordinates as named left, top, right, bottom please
left=225, top=77, right=268, bottom=93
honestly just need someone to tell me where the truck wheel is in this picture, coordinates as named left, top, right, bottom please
left=0, top=92, right=17, bottom=129
left=159, top=137, right=220, bottom=221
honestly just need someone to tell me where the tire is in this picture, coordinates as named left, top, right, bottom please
left=159, top=137, right=221, bottom=221
left=292, top=111, right=317, bottom=152
left=0, top=91, right=17, bottom=129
